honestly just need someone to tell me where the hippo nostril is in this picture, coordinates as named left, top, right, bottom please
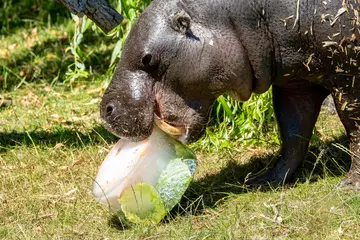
left=105, top=103, right=115, bottom=117
left=142, top=53, right=152, bottom=66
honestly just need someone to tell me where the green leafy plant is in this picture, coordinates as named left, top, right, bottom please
left=1, top=0, right=12, bottom=33
left=196, top=90, right=279, bottom=151
left=64, top=14, right=93, bottom=84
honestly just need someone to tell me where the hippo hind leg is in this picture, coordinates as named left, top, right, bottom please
left=247, top=79, right=329, bottom=185
left=331, top=75, right=360, bottom=190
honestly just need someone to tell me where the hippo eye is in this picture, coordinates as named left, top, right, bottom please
left=142, top=54, right=152, bottom=66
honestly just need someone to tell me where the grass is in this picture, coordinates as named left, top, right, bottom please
left=1, top=0, right=360, bottom=239
left=1, top=83, right=360, bottom=239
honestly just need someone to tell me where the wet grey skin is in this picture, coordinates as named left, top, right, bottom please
left=101, top=0, right=360, bottom=189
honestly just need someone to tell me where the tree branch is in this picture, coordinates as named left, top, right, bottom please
left=56, top=0, right=124, bottom=33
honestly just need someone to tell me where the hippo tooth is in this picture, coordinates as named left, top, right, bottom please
left=154, top=115, right=185, bottom=136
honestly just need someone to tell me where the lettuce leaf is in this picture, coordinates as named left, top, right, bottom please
left=155, top=158, right=193, bottom=211
left=119, top=183, right=166, bottom=224
left=170, top=137, right=197, bottom=160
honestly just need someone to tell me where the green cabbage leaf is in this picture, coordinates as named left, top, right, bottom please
left=155, top=158, right=193, bottom=211
left=119, top=183, right=166, bottom=224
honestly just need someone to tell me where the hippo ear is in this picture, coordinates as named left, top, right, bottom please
left=171, top=10, right=191, bottom=34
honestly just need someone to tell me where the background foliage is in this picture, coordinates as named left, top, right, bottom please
left=0, top=0, right=277, bottom=149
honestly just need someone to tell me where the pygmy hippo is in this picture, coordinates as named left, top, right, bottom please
left=100, top=0, right=360, bottom=189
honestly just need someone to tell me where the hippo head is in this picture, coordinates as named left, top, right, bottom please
left=100, top=0, right=256, bottom=143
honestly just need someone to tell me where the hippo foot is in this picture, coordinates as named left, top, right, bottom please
left=246, top=160, right=293, bottom=186
left=338, top=172, right=360, bottom=191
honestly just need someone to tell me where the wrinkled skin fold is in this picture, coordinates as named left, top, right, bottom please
left=101, top=0, right=360, bottom=189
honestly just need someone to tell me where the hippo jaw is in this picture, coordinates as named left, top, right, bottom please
left=100, top=67, right=212, bottom=143
left=100, top=66, right=205, bottom=143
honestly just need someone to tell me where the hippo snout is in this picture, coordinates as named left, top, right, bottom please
left=100, top=70, right=155, bottom=141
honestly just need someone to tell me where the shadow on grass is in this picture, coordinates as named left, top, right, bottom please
left=0, top=125, right=118, bottom=152
left=108, top=215, right=132, bottom=231
left=171, top=134, right=350, bottom=217
left=0, top=0, right=70, bottom=36
left=2, top=31, right=115, bottom=90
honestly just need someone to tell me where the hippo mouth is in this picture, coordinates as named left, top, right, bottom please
left=154, top=100, right=188, bottom=142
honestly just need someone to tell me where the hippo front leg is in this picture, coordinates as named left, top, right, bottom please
left=247, top=80, right=329, bottom=185
left=331, top=76, right=360, bottom=190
